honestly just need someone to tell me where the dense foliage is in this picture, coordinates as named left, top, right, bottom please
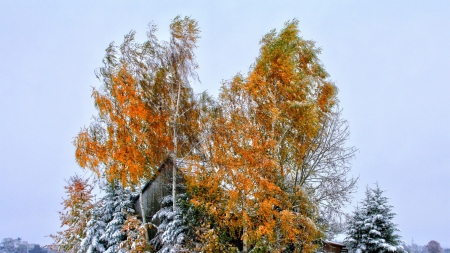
left=53, top=16, right=357, bottom=253
left=78, top=181, right=134, bottom=253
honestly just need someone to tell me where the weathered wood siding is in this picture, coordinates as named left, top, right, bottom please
left=133, top=158, right=186, bottom=241
left=134, top=160, right=173, bottom=222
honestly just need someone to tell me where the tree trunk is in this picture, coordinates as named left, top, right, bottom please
left=172, top=153, right=177, bottom=211
left=242, top=194, right=249, bottom=253
left=172, top=80, right=182, bottom=211
left=139, top=187, right=149, bottom=241
left=243, top=221, right=248, bottom=253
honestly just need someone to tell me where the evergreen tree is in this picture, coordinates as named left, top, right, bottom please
left=102, top=182, right=135, bottom=253
left=150, top=194, right=189, bottom=253
left=345, top=184, right=404, bottom=253
left=79, top=181, right=134, bottom=253
left=78, top=203, right=106, bottom=253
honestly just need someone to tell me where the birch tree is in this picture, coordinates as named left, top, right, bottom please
left=188, top=74, right=323, bottom=252
left=245, top=19, right=356, bottom=236
left=187, top=19, right=355, bottom=251
left=74, top=16, right=201, bottom=238
left=70, top=16, right=356, bottom=251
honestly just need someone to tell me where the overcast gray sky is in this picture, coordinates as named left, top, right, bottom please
left=1, top=0, right=449, bottom=248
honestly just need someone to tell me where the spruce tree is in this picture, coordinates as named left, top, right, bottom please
left=78, top=180, right=134, bottom=253
left=345, top=184, right=404, bottom=253
left=102, top=182, right=135, bottom=253
left=150, top=194, right=190, bottom=253
left=79, top=202, right=107, bottom=253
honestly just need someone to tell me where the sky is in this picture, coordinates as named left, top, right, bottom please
left=1, top=0, right=449, bottom=248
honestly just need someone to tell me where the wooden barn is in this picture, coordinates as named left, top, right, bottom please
left=321, top=241, right=348, bottom=253
left=133, top=157, right=185, bottom=238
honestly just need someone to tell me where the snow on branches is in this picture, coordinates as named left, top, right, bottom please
left=345, top=184, right=404, bottom=253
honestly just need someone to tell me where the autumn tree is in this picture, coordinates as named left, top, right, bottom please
left=119, top=215, right=154, bottom=253
left=69, top=16, right=355, bottom=252
left=302, top=108, right=357, bottom=238
left=244, top=19, right=356, bottom=236
left=75, top=15, right=200, bottom=185
left=51, top=176, right=94, bottom=253
left=187, top=19, right=343, bottom=252
left=74, top=16, right=202, bottom=240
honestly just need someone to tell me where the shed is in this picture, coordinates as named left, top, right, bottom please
left=133, top=158, right=185, bottom=238
left=321, top=241, right=348, bottom=253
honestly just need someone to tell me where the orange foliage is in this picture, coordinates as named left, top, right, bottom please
left=50, top=175, right=94, bottom=253
left=119, top=215, right=154, bottom=253
left=188, top=20, right=334, bottom=252
left=72, top=17, right=336, bottom=252
left=74, top=16, right=201, bottom=187
left=75, top=66, right=171, bottom=186
left=188, top=75, right=322, bottom=252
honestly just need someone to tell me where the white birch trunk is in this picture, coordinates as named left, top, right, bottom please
left=243, top=220, right=248, bottom=253
left=172, top=80, right=182, bottom=211
left=139, top=187, right=149, bottom=241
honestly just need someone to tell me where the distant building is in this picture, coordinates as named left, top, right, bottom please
left=320, top=241, right=348, bottom=253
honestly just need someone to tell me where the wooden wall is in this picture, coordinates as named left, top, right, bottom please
left=133, top=158, right=185, bottom=239
left=134, top=161, right=173, bottom=223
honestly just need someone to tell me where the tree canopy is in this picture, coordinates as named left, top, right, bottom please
left=75, top=16, right=201, bottom=188
left=54, top=16, right=357, bottom=253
